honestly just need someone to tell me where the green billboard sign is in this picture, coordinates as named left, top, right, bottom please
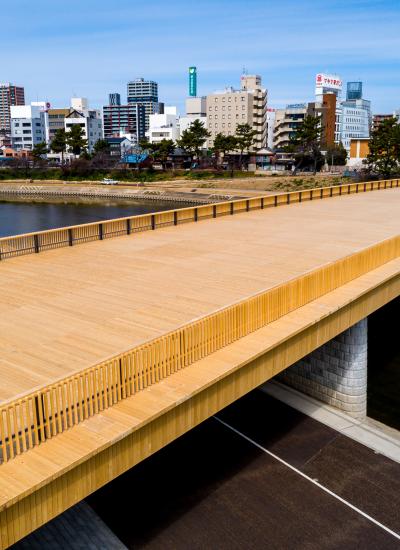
left=189, top=66, right=197, bottom=97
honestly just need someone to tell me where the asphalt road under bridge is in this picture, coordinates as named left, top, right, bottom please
left=83, top=391, right=400, bottom=550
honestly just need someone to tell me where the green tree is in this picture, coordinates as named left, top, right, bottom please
left=325, top=142, right=348, bottom=167
left=93, top=139, right=111, bottom=155
left=291, top=115, right=322, bottom=174
left=211, top=133, right=238, bottom=172
left=51, top=129, right=67, bottom=164
left=235, top=123, right=257, bottom=170
left=176, top=120, right=210, bottom=164
left=138, top=138, right=151, bottom=150
left=66, top=124, right=88, bottom=156
left=153, top=139, right=175, bottom=170
left=366, top=117, right=400, bottom=176
left=31, top=142, right=48, bottom=166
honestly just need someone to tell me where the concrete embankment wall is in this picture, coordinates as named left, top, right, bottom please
left=0, top=184, right=216, bottom=204
left=279, top=319, right=368, bottom=418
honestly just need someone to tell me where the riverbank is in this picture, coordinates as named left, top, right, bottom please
left=0, top=174, right=347, bottom=203
left=0, top=182, right=229, bottom=204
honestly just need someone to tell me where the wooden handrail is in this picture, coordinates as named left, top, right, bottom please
left=1, top=232, right=399, bottom=463
left=0, top=179, right=398, bottom=261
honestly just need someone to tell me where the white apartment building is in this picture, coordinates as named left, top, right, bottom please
left=180, top=97, right=208, bottom=134
left=336, top=99, right=371, bottom=151
left=147, top=106, right=180, bottom=143
left=64, top=98, right=102, bottom=153
left=206, top=75, right=267, bottom=150
left=10, top=104, right=46, bottom=151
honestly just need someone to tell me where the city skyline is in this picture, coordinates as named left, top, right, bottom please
left=2, top=0, right=399, bottom=113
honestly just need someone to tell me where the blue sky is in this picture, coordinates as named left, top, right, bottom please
left=2, top=0, right=399, bottom=113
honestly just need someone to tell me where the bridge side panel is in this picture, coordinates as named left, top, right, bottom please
left=279, top=319, right=368, bottom=418
left=0, top=277, right=398, bottom=549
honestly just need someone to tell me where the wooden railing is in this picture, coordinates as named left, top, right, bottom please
left=1, top=232, right=399, bottom=463
left=0, top=179, right=398, bottom=261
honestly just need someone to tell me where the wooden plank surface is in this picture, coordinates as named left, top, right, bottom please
left=0, top=189, right=399, bottom=403
left=0, top=255, right=398, bottom=513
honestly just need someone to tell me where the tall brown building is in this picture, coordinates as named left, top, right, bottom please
left=0, top=83, right=25, bottom=131
left=308, top=93, right=336, bottom=148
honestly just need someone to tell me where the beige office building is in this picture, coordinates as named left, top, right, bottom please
left=206, top=75, right=267, bottom=150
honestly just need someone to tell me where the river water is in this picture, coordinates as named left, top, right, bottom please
left=0, top=197, right=184, bottom=237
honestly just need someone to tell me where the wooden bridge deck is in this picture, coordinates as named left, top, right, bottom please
left=0, top=253, right=399, bottom=537
left=0, top=188, right=400, bottom=404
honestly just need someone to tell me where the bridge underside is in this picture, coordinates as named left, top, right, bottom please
left=1, top=254, right=399, bottom=548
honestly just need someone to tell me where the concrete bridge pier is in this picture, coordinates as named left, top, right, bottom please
left=279, top=319, right=368, bottom=419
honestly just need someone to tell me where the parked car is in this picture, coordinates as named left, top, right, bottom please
left=101, top=178, right=119, bottom=185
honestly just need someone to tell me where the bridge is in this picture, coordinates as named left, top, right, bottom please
left=0, top=180, right=399, bottom=548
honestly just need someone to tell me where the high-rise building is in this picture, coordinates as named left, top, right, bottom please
left=337, top=93, right=371, bottom=151
left=314, top=74, right=371, bottom=151
left=0, top=83, right=25, bottom=132
left=346, top=82, right=363, bottom=101
left=308, top=93, right=337, bottom=148
left=11, top=104, right=46, bottom=151
left=103, top=99, right=146, bottom=141
left=206, top=74, right=267, bottom=150
left=109, top=93, right=121, bottom=106
left=127, top=78, right=162, bottom=131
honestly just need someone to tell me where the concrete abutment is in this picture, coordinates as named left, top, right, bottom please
left=279, top=319, right=368, bottom=419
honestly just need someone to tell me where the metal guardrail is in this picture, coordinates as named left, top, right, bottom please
left=0, top=179, right=398, bottom=261
left=0, top=231, right=399, bottom=464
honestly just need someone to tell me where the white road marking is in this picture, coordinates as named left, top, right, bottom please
left=213, top=416, right=400, bottom=541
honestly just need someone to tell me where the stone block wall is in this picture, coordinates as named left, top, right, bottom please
left=279, top=319, right=367, bottom=418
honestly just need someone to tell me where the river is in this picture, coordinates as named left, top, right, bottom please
left=0, top=197, right=184, bottom=237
